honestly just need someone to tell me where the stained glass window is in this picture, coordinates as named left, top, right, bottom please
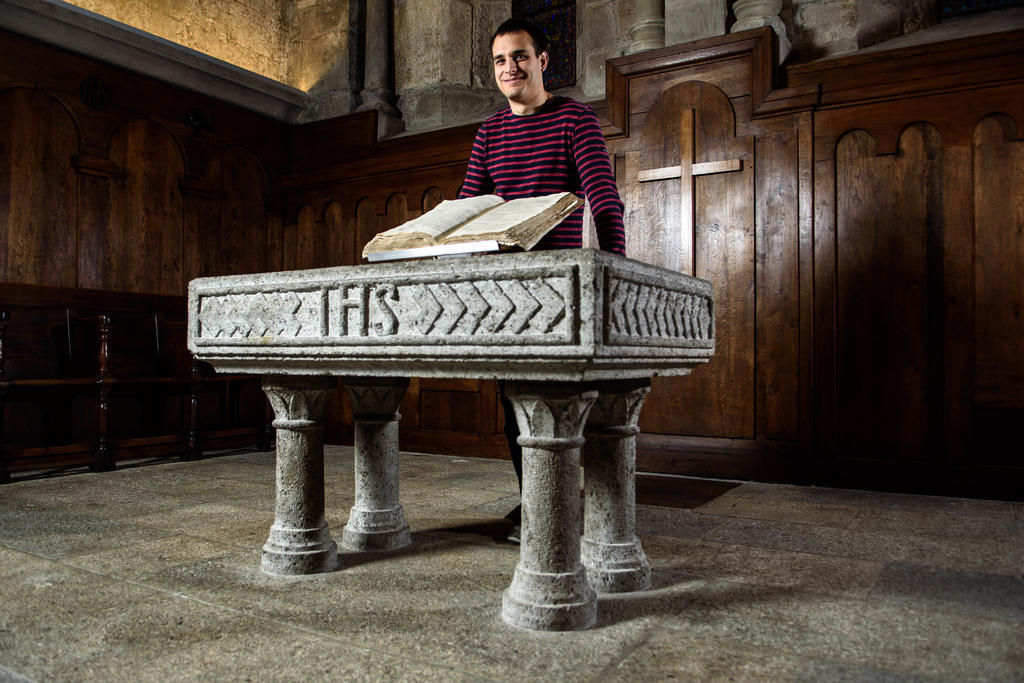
left=511, top=0, right=576, bottom=90
left=940, top=0, right=1024, bottom=18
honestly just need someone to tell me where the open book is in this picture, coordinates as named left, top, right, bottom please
left=361, top=192, right=583, bottom=259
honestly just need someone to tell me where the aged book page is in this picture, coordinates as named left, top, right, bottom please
left=362, top=192, right=582, bottom=257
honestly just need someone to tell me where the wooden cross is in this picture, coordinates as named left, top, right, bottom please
left=638, top=108, right=743, bottom=272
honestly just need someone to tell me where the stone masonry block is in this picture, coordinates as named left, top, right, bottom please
left=395, top=0, right=473, bottom=91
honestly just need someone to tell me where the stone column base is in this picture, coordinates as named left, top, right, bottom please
left=501, top=565, right=597, bottom=631
left=341, top=506, right=411, bottom=551
left=261, top=523, right=338, bottom=576
left=580, top=536, right=651, bottom=593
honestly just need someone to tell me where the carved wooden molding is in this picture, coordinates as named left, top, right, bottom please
left=787, top=27, right=1024, bottom=108
left=178, top=177, right=218, bottom=200
left=71, top=154, right=122, bottom=178
left=605, top=26, right=820, bottom=137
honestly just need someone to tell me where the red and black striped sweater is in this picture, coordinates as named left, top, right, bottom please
left=459, top=96, right=626, bottom=255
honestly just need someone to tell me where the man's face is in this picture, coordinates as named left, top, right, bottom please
left=492, top=30, right=548, bottom=107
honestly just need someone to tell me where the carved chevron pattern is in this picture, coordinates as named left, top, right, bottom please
left=609, top=279, right=712, bottom=341
left=410, top=278, right=565, bottom=337
left=198, top=292, right=305, bottom=338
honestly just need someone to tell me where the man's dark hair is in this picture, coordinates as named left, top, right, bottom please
left=491, top=18, right=548, bottom=55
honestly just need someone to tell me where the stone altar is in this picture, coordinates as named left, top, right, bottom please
left=188, top=249, right=714, bottom=631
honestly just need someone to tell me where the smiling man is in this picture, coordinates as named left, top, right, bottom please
left=458, top=18, right=626, bottom=542
left=459, top=18, right=625, bottom=254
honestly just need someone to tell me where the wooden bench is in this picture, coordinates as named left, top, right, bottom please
left=0, top=284, right=271, bottom=482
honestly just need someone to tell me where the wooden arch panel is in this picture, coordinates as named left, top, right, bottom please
left=629, top=80, right=756, bottom=441
left=834, top=124, right=943, bottom=463
left=355, top=197, right=379, bottom=260
left=422, top=186, right=446, bottom=213
left=323, top=201, right=351, bottom=268
left=106, top=119, right=185, bottom=295
left=0, top=87, right=78, bottom=286
left=973, top=114, right=1024, bottom=409
left=202, top=145, right=271, bottom=279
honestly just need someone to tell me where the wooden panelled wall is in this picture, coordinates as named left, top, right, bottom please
left=2, top=25, right=1022, bottom=497
left=0, top=29, right=290, bottom=295
left=606, top=27, right=1024, bottom=497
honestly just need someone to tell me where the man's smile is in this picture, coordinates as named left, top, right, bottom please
left=491, top=30, right=549, bottom=114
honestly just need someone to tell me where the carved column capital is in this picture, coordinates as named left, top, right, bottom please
left=343, top=376, right=409, bottom=420
left=506, top=381, right=599, bottom=450
left=262, top=375, right=336, bottom=429
left=585, top=379, right=651, bottom=437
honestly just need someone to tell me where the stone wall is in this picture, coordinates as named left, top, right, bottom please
left=64, top=0, right=294, bottom=84
left=788, top=0, right=938, bottom=61
left=290, top=0, right=362, bottom=120
left=62, top=0, right=943, bottom=132
left=392, top=0, right=508, bottom=131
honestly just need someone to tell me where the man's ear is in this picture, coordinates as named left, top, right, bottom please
left=540, top=50, right=549, bottom=71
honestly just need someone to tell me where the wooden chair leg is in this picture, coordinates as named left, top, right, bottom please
left=186, top=379, right=201, bottom=461
left=92, top=315, right=114, bottom=472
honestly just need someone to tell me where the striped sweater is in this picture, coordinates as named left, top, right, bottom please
left=459, top=96, right=626, bottom=255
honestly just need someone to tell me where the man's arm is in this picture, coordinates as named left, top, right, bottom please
left=572, top=107, right=626, bottom=256
left=459, top=125, right=495, bottom=199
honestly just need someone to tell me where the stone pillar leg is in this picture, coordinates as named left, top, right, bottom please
left=582, top=379, right=652, bottom=593
left=501, top=381, right=599, bottom=631
left=260, top=375, right=339, bottom=576
left=341, top=377, right=411, bottom=551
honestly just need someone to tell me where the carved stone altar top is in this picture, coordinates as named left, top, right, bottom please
left=188, top=249, right=714, bottom=381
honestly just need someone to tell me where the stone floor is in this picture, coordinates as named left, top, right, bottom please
left=1, top=447, right=1021, bottom=682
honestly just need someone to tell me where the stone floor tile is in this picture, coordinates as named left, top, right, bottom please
left=697, top=493, right=861, bottom=529
left=599, top=628, right=808, bottom=682
left=869, top=562, right=1024, bottom=622
left=0, top=552, right=470, bottom=682
left=734, top=482, right=967, bottom=514
left=641, top=584, right=1023, bottom=680
left=2, top=479, right=188, bottom=520
left=796, top=660, right=951, bottom=682
left=0, top=507, right=173, bottom=559
left=137, top=536, right=652, bottom=681
left=849, top=506, right=1023, bottom=540
left=114, top=468, right=275, bottom=506
left=636, top=504, right=732, bottom=539
left=3, top=473, right=165, bottom=507
left=467, top=494, right=525, bottom=520
left=63, top=534, right=243, bottom=580
left=127, top=502, right=273, bottom=548
left=404, top=513, right=519, bottom=546
left=703, top=516, right=1024, bottom=574
left=2, top=450, right=1022, bottom=681
left=641, top=535, right=884, bottom=598
left=0, top=664, right=34, bottom=682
